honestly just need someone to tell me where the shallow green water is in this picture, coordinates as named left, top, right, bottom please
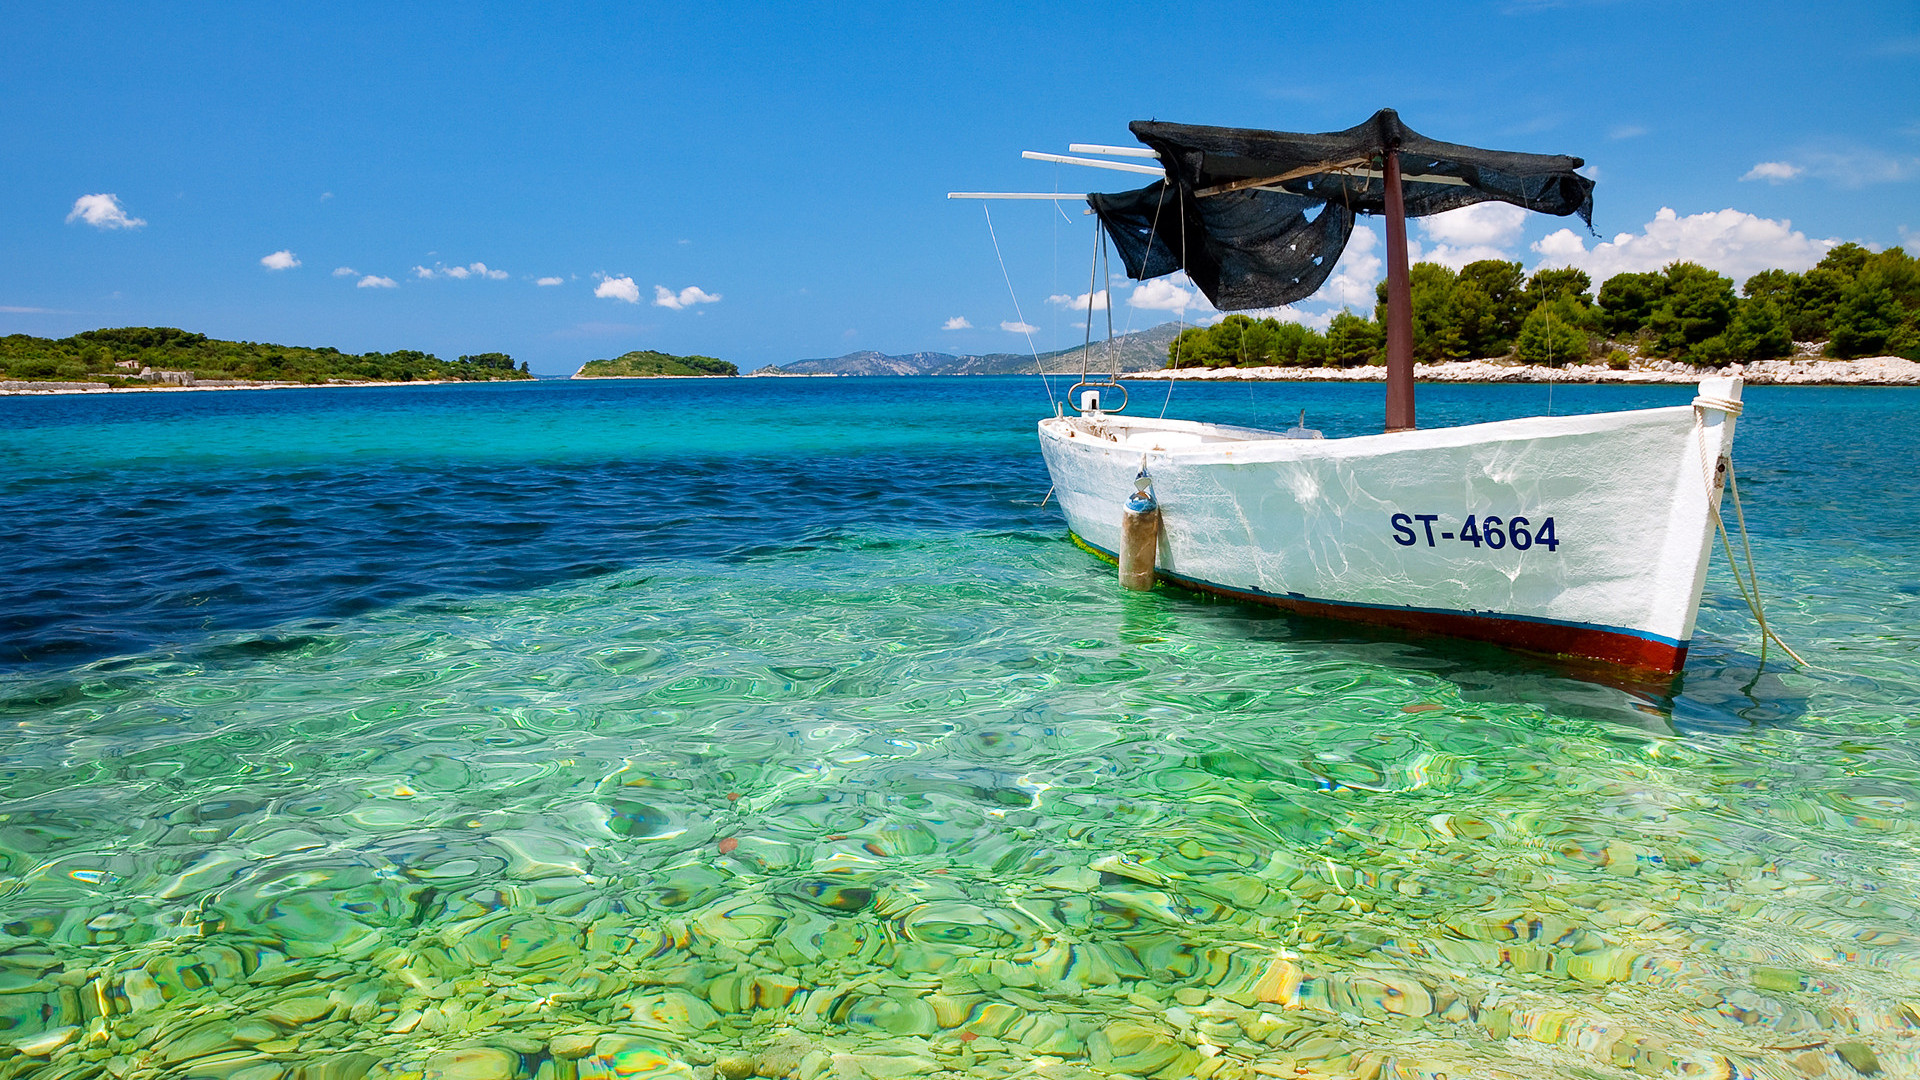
left=1, top=380, right=1917, bottom=1080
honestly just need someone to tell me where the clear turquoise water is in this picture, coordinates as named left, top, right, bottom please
left=1, top=378, right=1916, bottom=1080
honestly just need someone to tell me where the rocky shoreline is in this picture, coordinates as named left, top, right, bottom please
left=0, top=379, right=468, bottom=396
left=1118, top=355, right=1920, bottom=386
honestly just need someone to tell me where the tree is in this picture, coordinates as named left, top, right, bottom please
left=458, top=352, right=518, bottom=371
left=1743, top=268, right=1795, bottom=305
left=1375, top=262, right=1464, bottom=363
left=1828, top=281, right=1903, bottom=358
left=1239, top=318, right=1277, bottom=367
left=1524, top=267, right=1593, bottom=307
left=1647, top=262, right=1737, bottom=362
left=1169, top=327, right=1215, bottom=368
left=1863, top=247, right=1920, bottom=310
left=1726, top=299, right=1793, bottom=361
left=1326, top=311, right=1383, bottom=367
left=1271, top=321, right=1327, bottom=367
left=1597, top=271, right=1665, bottom=337
left=1788, top=266, right=1850, bottom=341
left=1451, top=260, right=1527, bottom=357
left=1514, top=297, right=1594, bottom=366
left=1816, top=242, right=1872, bottom=279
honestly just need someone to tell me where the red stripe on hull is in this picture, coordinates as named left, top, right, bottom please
left=1178, top=577, right=1688, bottom=674
left=1071, top=533, right=1687, bottom=674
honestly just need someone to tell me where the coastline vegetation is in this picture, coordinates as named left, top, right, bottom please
left=0, top=327, right=532, bottom=386
left=1169, top=244, right=1920, bottom=369
left=576, top=350, right=739, bottom=377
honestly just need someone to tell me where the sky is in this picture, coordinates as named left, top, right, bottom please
left=2, top=1, right=1915, bottom=376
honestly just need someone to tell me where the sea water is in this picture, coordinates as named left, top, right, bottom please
left=1, top=377, right=1916, bottom=1080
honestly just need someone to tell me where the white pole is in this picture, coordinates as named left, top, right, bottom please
left=1067, top=143, right=1160, bottom=159
left=1020, top=151, right=1164, bottom=176
left=947, top=192, right=1090, bottom=200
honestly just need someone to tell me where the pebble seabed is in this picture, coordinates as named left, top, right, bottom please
left=1, top=536, right=1917, bottom=1080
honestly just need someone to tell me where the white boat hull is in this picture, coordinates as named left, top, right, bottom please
left=1038, top=378, right=1742, bottom=673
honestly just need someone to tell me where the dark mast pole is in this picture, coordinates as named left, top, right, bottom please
left=1382, top=145, right=1415, bottom=432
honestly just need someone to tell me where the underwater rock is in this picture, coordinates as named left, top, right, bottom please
left=1835, top=1041, right=1881, bottom=1076
left=606, top=800, right=673, bottom=838
left=788, top=880, right=873, bottom=914
left=11, top=1024, right=77, bottom=1056
left=1088, top=1020, right=1198, bottom=1077
left=425, top=1047, right=518, bottom=1080
left=1250, top=959, right=1302, bottom=1005
left=826, top=1051, right=935, bottom=1079
left=264, top=996, right=334, bottom=1027
left=1349, top=972, right=1431, bottom=1018
left=751, top=974, right=801, bottom=1010
left=624, top=990, right=720, bottom=1032
left=1752, top=966, right=1805, bottom=993
left=551, top=1034, right=598, bottom=1059
left=841, top=994, right=936, bottom=1037
left=858, top=821, right=936, bottom=858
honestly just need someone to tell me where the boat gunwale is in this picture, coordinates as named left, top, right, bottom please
left=1039, top=401, right=1704, bottom=464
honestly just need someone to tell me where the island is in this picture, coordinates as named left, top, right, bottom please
left=572, top=350, right=739, bottom=378
left=0, top=327, right=532, bottom=392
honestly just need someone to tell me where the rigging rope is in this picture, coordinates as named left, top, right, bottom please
left=1160, top=187, right=1189, bottom=419
left=1079, top=222, right=1102, bottom=382
left=984, top=203, right=1057, bottom=410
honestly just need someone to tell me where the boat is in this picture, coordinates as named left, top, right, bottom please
left=957, top=110, right=1743, bottom=675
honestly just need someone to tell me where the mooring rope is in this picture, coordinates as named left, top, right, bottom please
left=1694, top=394, right=1808, bottom=671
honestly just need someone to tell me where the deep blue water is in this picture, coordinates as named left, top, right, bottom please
left=3, top=376, right=1915, bottom=676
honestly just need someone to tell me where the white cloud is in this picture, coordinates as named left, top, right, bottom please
left=535, top=276, right=564, bottom=287
left=66, top=193, right=145, bottom=230
left=1127, top=276, right=1208, bottom=313
left=414, top=261, right=510, bottom=281
left=1308, top=223, right=1383, bottom=309
left=595, top=276, right=641, bottom=303
left=260, top=249, right=300, bottom=271
left=356, top=275, right=398, bottom=289
left=1795, top=147, right=1916, bottom=188
left=1420, top=202, right=1529, bottom=248
left=320, top=192, right=334, bottom=201
left=332, top=266, right=357, bottom=277
left=1409, top=203, right=1531, bottom=269
left=941, top=316, right=972, bottom=330
left=1742, top=161, right=1802, bottom=184
left=653, top=284, right=721, bottom=310
left=1048, top=289, right=1110, bottom=311
left=1531, top=207, right=1838, bottom=284
left=1738, top=147, right=1917, bottom=189
left=1001, top=320, right=1040, bottom=334
left=1609, top=125, right=1648, bottom=140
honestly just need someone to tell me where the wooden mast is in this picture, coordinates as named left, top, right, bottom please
left=1382, top=146, right=1415, bottom=432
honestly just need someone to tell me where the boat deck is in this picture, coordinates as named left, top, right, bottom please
left=1044, top=413, right=1297, bottom=452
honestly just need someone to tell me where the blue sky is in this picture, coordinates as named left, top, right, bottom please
left=3, top=1, right=1914, bottom=375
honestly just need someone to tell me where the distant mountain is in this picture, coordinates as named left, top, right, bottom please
left=756, top=322, right=1184, bottom=376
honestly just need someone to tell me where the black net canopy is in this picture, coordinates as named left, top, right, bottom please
left=1088, top=109, right=1594, bottom=312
